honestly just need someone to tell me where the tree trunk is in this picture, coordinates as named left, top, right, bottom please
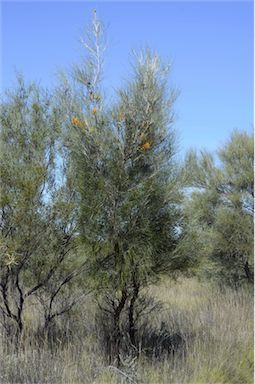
left=15, top=272, right=24, bottom=349
left=128, top=282, right=139, bottom=348
left=244, top=261, right=253, bottom=283
left=111, top=288, right=127, bottom=366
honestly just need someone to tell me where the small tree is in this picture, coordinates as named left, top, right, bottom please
left=183, top=130, right=254, bottom=286
left=0, top=78, right=83, bottom=344
left=64, top=13, right=193, bottom=365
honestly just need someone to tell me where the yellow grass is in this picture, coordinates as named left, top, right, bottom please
left=0, top=277, right=253, bottom=383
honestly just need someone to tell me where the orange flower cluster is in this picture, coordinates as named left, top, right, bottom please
left=92, top=107, right=97, bottom=114
left=72, top=117, right=82, bottom=127
left=141, top=142, right=151, bottom=150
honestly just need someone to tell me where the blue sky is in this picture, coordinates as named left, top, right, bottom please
left=1, top=1, right=253, bottom=156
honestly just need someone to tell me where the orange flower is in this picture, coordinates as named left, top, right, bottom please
left=92, top=107, right=97, bottom=114
left=72, top=117, right=82, bottom=127
left=141, top=142, right=151, bottom=150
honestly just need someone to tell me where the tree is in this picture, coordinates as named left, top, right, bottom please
left=183, top=130, right=254, bottom=286
left=62, top=12, right=193, bottom=365
left=0, top=78, right=83, bottom=344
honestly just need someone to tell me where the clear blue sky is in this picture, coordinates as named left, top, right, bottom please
left=1, top=1, right=253, bottom=155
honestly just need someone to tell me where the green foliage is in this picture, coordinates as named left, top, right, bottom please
left=0, top=77, right=81, bottom=336
left=0, top=77, right=57, bottom=271
left=67, top=47, right=188, bottom=296
left=183, top=130, right=254, bottom=286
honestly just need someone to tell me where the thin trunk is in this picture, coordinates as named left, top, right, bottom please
left=15, top=272, right=24, bottom=349
left=1, top=270, right=24, bottom=347
left=128, top=281, right=139, bottom=348
left=112, top=288, right=127, bottom=366
left=244, top=261, right=253, bottom=283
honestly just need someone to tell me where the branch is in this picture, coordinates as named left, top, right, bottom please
left=25, top=237, right=72, bottom=298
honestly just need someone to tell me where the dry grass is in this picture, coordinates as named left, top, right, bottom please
left=139, top=278, right=253, bottom=384
left=0, top=278, right=253, bottom=384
